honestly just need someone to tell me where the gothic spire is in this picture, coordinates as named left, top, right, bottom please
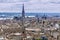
left=22, top=4, right=25, bottom=18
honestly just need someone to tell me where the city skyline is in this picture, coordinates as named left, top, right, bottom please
left=0, top=0, right=60, bottom=13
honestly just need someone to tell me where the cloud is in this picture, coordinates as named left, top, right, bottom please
left=47, top=0, right=60, bottom=4
left=0, top=3, right=22, bottom=12
left=0, top=0, right=29, bottom=3
left=0, top=0, right=60, bottom=13
left=24, top=0, right=60, bottom=13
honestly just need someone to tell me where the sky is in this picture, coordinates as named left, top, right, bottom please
left=0, top=0, right=60, bottom=13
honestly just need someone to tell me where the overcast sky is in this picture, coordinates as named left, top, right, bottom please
left=0, top=0, right=60, bottom=13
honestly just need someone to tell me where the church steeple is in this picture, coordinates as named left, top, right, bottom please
left=42, top=13, right=47, bottom=19
left=36, top=14, right=39, bottom=23
left=22, top=4, right=25, bottom=18
left=21, top=4, right=26, bottom=36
